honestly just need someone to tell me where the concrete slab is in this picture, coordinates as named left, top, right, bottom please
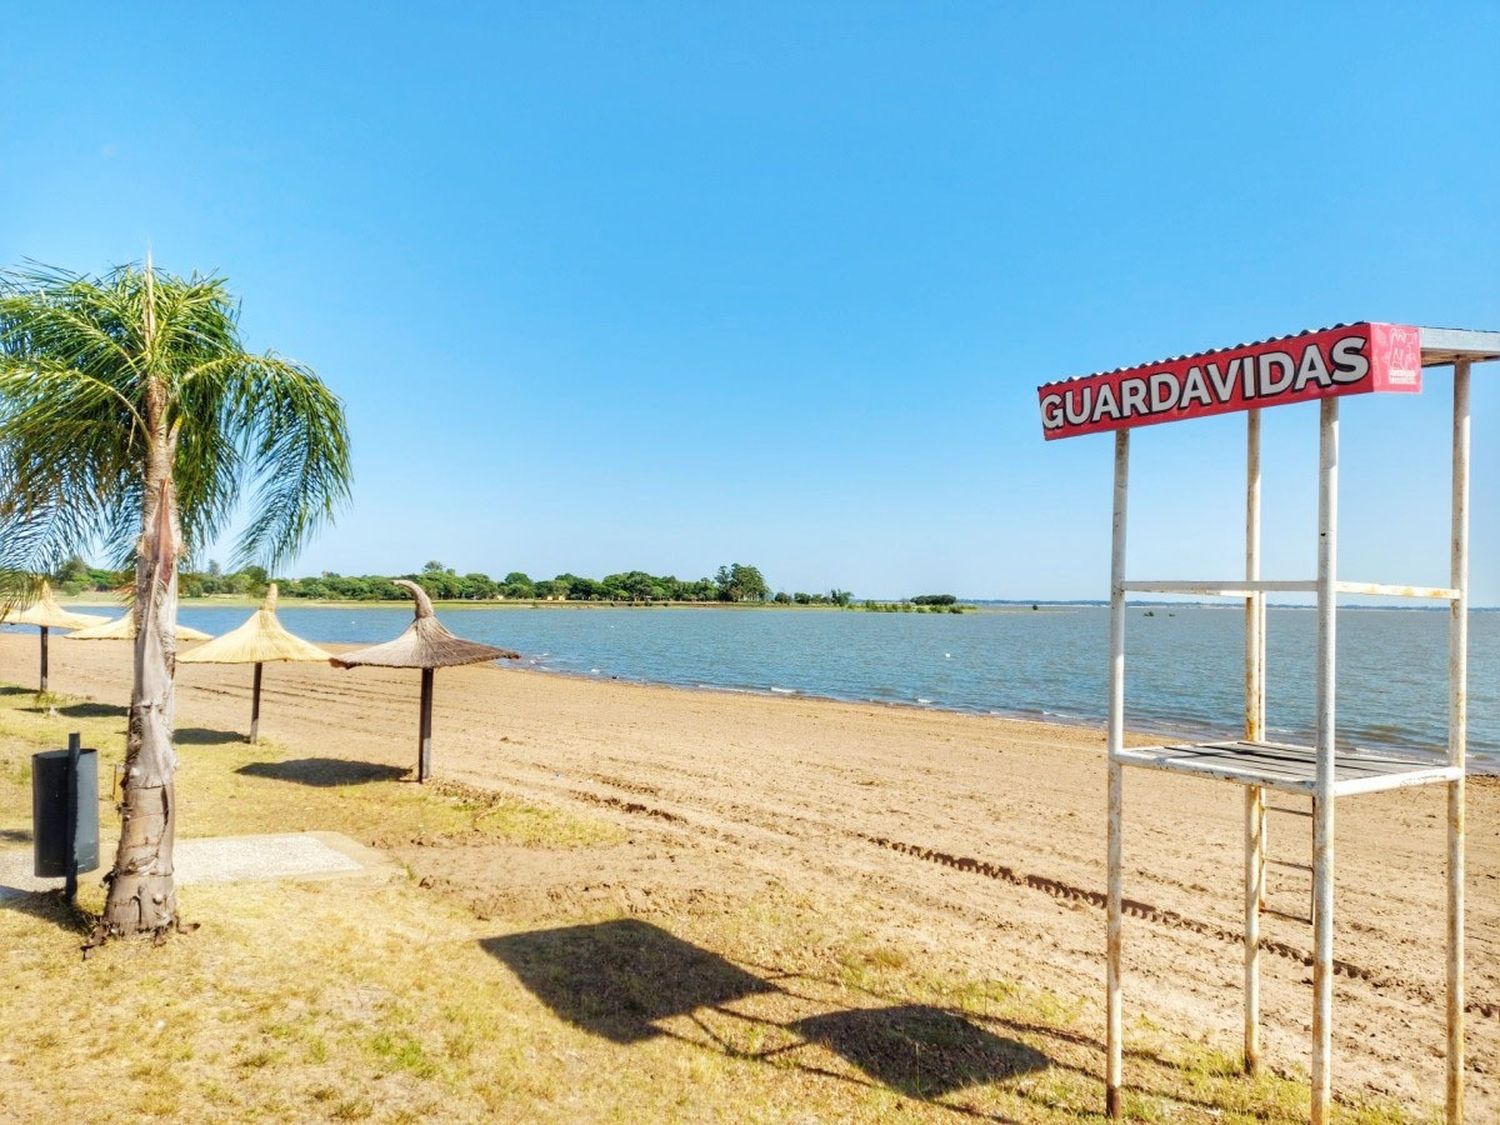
left=0, top=831, right=394, bottom=899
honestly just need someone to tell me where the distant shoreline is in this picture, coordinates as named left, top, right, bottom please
left=54, top=595, right=1065, bottom=613
left=52, top=595, right=1496, bottom=612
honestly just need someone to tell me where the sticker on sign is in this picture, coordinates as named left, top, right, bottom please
left=1037, top=323, right=1421, bottom=440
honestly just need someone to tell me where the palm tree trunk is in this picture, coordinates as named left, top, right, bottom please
left=102, top=447, right=181, bottom=936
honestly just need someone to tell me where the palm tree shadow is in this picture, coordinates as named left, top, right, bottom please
left=790, top=1005, right=1048, bottom=1099
left=482, top=919, right=776, bottom=1044
left=237, top=758, right=408, bottom=787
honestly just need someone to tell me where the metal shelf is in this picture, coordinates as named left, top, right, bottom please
left=1114, top=739, right=1462, bottom=797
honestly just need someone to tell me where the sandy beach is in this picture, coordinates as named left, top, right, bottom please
left=3, top=630, right=1495, bottom=1117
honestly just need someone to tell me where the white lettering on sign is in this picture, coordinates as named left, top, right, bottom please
left=1038, top=332, right=1384, bottom=435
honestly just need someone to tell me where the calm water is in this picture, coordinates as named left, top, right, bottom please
left=158, top=603, right=1499, bottom=768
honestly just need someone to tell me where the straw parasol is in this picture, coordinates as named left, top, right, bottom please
left=68, top=610, right=213, bottom=642
left=0, top=580, right=110, bottom=692
left=331, top=579, right=519, bottom=782
left=177, top=584, right=332, bottom=742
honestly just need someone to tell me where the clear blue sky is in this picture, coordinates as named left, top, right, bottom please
left=3, top=4, right=1497, bottom=602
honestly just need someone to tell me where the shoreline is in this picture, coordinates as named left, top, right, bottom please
left=52, top=594, right=1500, bottom=612
left=9, top=612, right=1499, bottom=768
left=511, top=660, right=1500, bottom=775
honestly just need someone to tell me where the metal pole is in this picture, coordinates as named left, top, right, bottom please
left=418, top=668, right=435, bottom=783
left=1312, top=396, right=1339, bottom=1124
left=1447, top=361, right=1470, bottom=1123
left=64, top=731, right=80, bottom=902
left=1244, top=410, right=1265, bottom=1075
left=250, top=662, right=263, bottom=744
left=39, top=625, right=49, bottom=694
left=1106, top=428, right=1130, bottom=1119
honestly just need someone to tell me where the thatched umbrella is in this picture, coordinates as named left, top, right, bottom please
left=177, top=584, right=332, bottom=742
left=0, top=580, right=110, bottom=692
left=68, top=610, right=214, bottom=642
left=331, top=579, right=519, bottom=782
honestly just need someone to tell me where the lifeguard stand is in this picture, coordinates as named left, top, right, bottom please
left=1037, top=323, right=1499, bottom=1123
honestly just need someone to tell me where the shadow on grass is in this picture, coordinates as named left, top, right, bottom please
left=0, top=828, right=32, bottom=843
left=482, top=919, right=776, bottom=1044
left=0, top=887, right=93, bottom=935
left=46, top=701, right=127, bottom=720
left=237, top=758, right=409, bottom=787
left=176, top=727, right=249, bottom=747
left=483, top=921, right=1055, bottom=1117
left=791, top=1005, right=1048, bottom=1099
left=745, top=962, right=1243, bottom=1116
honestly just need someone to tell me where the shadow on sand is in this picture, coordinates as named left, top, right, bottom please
left=237, top=758, right=408, bottom=787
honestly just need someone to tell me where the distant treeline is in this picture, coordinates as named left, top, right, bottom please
left=49, top=556, right=863, bottom=606
left=51, top=555, right=970, bottom=610
left=276, top=562, right=791, bottom=604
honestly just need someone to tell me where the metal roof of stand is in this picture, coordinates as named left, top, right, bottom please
left=1037, top=322, right=1494, bottom=1124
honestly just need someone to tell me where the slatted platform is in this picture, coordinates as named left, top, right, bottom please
left=1114, top=739, right=1462, bottom=797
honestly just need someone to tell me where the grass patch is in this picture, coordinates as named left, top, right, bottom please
left=0, top=681, right=621, bottom=853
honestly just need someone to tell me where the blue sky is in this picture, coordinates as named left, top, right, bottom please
left=2, top=4, right=1497, bottom=601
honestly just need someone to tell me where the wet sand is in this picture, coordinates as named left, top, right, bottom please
left=5, top=631, right=1496, bottom=1115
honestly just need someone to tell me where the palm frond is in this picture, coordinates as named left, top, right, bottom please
left=0, top=261, right=353, bottom=578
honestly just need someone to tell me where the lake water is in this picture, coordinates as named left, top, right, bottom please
left=160, top=603, right=1499, bottom=769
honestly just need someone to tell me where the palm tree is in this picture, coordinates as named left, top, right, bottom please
left=0, top=261, right=351, bottom=938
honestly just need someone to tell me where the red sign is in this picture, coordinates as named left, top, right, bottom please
left=1038, top=323, right=1421, bottom=440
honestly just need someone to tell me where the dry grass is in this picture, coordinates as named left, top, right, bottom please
left=0, top=682, right=1425, bottom=1123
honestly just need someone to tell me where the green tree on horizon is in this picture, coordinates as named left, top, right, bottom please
left=0, top=260, right=352, bottom=940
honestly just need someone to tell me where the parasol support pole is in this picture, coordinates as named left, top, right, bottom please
left=418, top=668, right=435, bottom=783
left=1106, top=428, right=1129, bottom=1118
left=39, top=626, right=49, bottom=695
left=250, top=662, right=263, bottom=744
left=1447, top=360, right=1470, bottom=1123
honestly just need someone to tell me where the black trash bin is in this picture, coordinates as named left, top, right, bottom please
left=33, top=736, right=99, bottom=882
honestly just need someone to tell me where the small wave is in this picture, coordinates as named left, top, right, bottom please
left=916, top=697, right=934, bottom=705
left=770, top=687, right=797, bottom=695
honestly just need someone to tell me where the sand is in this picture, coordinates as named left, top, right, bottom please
left=5, top=631, right=1495, bottom=1115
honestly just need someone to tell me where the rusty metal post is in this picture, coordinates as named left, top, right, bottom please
left=1447, top=360, right=1470, bottom=1123
left=1106, top=428, right=1130, bottom=1118
left=1244, top=409, right=1266, bottom=1075
left=1312, top=396, right=1339, bottom=1124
